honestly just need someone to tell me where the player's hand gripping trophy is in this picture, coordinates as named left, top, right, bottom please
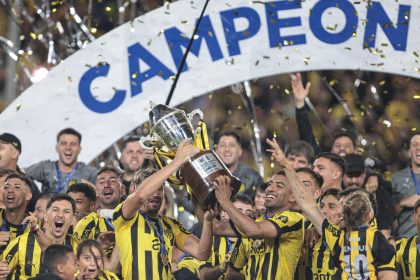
left=140, top=104, right=240, bottom=210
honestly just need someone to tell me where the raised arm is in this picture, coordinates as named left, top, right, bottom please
left=122, top=139, right=199, bottom=220
left=215, top=176, right=278, bottom=239
left=291, top=73, right=321, bottom=154
left=183, top=211, right=213, bottom=261
left=266, top=138, right=325, bottom=233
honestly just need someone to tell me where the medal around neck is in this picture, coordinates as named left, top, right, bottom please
left=140, top=104, right=240, bottom=210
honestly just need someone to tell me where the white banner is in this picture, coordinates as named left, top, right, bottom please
left=1, top=0, right=419, bottom=166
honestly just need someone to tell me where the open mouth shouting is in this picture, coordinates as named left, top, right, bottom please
left=6, top=194, right=15, bottom=204
left=102, top=189, right=114, bottom=200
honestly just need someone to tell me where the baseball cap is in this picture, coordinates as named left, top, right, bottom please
left=0, top=133, right=22, bottom=153
left=344, top=154, right=365, bottom=175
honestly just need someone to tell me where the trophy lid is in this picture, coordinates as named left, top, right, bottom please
left=149, top=104, right=179, bottom=127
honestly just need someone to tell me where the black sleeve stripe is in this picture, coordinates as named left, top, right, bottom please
left=199, top=262, right=213, bottom=270
left=228, top=220, right=240, bottom=238
left=113, top=206, right=130, bottom=221
left=4, top=241, right=19, bottom=263
left=266, top=218, right=303, bottom=237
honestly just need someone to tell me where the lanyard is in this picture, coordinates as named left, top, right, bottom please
left=139, top=212, right=167, bottom=258
left=104, top=218, right=115, bottom=231
left=411, top=168, right=420, bottom=195
left=55, top=162, right=77, bottom=193
left=1, top=216, right=7, bottom=232
left=1, top=215, right=25, bottom=232
left=226, top=237, right=233, bottom=252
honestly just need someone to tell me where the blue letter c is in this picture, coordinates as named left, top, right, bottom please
left=78, top=64, right=126, bottom=113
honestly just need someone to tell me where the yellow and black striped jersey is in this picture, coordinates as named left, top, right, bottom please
left=396, top=235, right=420, bottom=279
left=96, top=270, right=119, bottom=280
left=229, top=210, right=304, bottom=280
left=322, top=219, right=396, bottom=279
left=0, top=209, right=29, bottom=255
left=113, top=203, right=191, bottom=280
left=176, top=253, right=200, bottom=278
left=73, top=211, right=115, bottom=242
left=307, top=236, right=337, bottom=279
left=199, top=236, right=235, bottom=280
left=1, top=232, right=77, bottom=280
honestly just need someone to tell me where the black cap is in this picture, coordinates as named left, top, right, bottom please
left=344, top=154, right=365, bottom=175
left=0, top=133, right=21, bottom=153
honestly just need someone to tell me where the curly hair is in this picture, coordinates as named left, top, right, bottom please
left=342, top=192, right=372, bottom=229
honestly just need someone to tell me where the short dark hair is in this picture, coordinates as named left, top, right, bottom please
left=56, top=128, right=82, bottom=143
left=4, top=172, right=32, bottom=192
left=296, top=167, right=324, bottom=189
left=285, top=141, right=315, bottom=164
left=232, top=193, right=253, bottom=206
left=332, top=130, right=356, bottom=147
left=315, top=152, right=347, bottom=175
left=121, top=136, right=141, bottom=152
left=66, top=183, right=97, bottom=202
left=37, top=193, right=54, bottom=202
left=43, top=244, right=74, bottom=273
left=319, top=188, right=340, bottom=204
left=47, top=194, right=76, bottom=214
left=96, top=166, right=121, bottom=180
left=131, top=168, right=157, bottom=190
left=216, top=130, right=242, bottom=147
left=256, top=182, right=268, bottom=193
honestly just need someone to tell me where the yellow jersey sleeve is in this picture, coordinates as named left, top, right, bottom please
left=267, top=211, right=304, bottom=237
left=99, top=270, right=120, bottom=280
left=73, top=212, right=97, bottom=243
left=1, top=235, right=20, bottom=270
left=228, top=238, right=248, bottom=272
left=372, top=230, right=396, bottom=271
left=321, top=219, right=340, bottom=251
left=112, top=203, right=138, bottom=232
left=165, top=217, right=191, bottom=250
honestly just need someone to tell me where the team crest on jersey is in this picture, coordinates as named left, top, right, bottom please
left=327, top=224, right=339, bottom=237
left=278, top=215, right=288, bottom=224
left=250, top=239, right=265, bottom=254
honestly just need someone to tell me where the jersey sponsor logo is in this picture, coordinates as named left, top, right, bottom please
left=313, top=272, right=334, bottom=280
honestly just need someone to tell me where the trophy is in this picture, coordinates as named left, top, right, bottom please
left=140, top=104, right=240, bottom=209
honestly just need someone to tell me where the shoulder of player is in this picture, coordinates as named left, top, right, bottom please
left=271, top=210, right=304, bottom=224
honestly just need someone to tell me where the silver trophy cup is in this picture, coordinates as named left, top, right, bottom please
left=140, top=104, right=240, bottom=209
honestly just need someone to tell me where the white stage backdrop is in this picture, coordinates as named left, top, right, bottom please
left=0, top=0, right=419, bottom=166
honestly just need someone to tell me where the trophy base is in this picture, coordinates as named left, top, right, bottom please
left=180, top=150, right=241, bottom=210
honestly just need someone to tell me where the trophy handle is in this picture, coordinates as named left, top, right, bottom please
left=139, top=135, right=159, bottom=150
left=187, top=109, right=204, bottom=122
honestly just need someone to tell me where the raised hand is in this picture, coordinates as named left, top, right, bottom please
left=266, top=138, right=287, bottom=167
left=0, top=260, right=10, bottom=280
left=214, top=175, right=232, bottom=205
left=291, top=72, right=311, bottom=109
left=173, top=139, right=199, bottom=165
left=0, top=232, right=10, bottom=246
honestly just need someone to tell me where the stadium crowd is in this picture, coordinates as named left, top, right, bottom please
left=0, top=73, right=419, bottom=280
